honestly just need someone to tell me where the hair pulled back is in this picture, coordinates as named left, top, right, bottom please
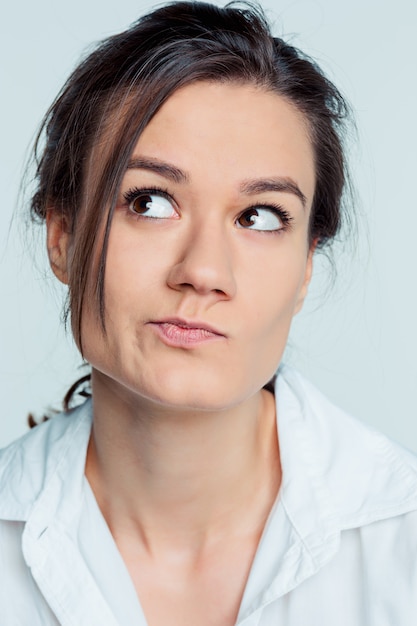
left=30, top=1, right=351, bottom=351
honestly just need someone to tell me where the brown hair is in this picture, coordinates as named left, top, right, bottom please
left=29, top=1, right=352, bottom=409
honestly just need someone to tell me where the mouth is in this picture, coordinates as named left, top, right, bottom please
left=147, top=317, right=226, bottom=348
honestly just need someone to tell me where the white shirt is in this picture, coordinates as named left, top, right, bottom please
left=1, top=365, right=417, bottom=625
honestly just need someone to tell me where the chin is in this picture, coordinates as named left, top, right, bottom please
left=131, top=366, right=265, bottom=413
left=141, top=381, right=237, bottom=412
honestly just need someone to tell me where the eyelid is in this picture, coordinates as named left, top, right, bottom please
left=246, top=202, right=292, bottom=219
left=122, top=185, right=176, bottom=206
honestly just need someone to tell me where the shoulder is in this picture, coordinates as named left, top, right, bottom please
left=0, top=400, right=92, bottom=521
left=275, top=366, right=417, bottom=530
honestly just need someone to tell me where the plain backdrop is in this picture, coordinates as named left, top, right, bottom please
left=1, top=0, right=416, bottom=449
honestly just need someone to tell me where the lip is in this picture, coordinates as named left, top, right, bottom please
left=147, top=317, right=226, bottom=348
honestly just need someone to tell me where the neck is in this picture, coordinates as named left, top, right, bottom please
left=85, top=370, right=281, bottom=555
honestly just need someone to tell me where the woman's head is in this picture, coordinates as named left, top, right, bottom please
left=31, top=1, right=351, bottom=353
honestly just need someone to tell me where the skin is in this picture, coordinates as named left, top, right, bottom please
left=47, top=81, right=316, bottom=626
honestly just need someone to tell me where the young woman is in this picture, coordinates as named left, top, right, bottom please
left=1, top=2, right=416, bottom=625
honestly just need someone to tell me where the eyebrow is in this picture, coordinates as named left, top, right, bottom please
left=126, top=156, right=189, bottom=184
left=239, top=178, right=307, bottom=208
left=126, top=156, right=307, bottom=207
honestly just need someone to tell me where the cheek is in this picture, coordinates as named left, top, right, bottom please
left=233, top=245, right=308, bottom=379
left=246, top=243, right=310, bottom=321
left=105, top=225, right=165, bottom=303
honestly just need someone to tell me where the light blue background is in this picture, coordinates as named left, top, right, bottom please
left=1, top=0, right=416, bottom=448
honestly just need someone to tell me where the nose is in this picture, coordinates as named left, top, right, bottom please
left=166, top=220, right=236, bottom=299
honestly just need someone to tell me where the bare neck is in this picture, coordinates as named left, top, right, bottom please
left=85, top=370, right=281, bottom=556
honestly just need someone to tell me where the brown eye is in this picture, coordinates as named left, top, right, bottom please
left=129, top=193, right=176, bottom=219
left=237, top=207, right=283, bottom=231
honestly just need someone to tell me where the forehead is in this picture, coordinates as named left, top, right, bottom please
left=132, top=81, right=316, bottom=206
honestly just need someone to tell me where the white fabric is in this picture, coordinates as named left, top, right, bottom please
left=1, top=365, right=417, bottom=625
left=78, top=481, right=147, bottom=624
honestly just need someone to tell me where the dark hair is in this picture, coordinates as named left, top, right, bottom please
left=30, top=0, right=351, bottom=359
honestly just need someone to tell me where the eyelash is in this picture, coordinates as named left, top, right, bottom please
left=123, top=185, right=174, bottom=208
left=122, top=185, right=294, bottom=232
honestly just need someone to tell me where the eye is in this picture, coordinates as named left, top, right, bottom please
left=236, top=206, right=290, bottom=232
left=124, top=188, right=177, bottom=219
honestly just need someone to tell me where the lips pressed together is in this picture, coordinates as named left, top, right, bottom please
left=147, top=318, right=226, bottom=348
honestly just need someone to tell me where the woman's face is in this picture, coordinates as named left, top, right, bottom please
left=78, top=81, right=316, bottom=411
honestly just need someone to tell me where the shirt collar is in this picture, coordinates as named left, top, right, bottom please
left=238, top=365, right=417, bottom=620
left=0, top=399, right=92, bottom=523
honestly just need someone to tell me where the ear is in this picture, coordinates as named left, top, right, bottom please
left=294, top=241, right=317, bottom=315
left=46, top=210, right=71, bottom=285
